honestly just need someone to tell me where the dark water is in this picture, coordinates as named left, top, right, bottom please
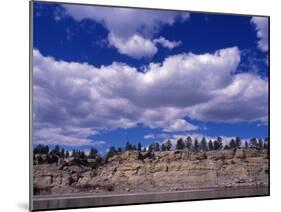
left=33, top=186, right=269, bottom=211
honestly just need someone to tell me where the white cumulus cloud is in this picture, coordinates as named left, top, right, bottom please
left=63, top=4, right=189, bottom=58
left=33, top=46, right=268, bottom=146
left=153, top=37, right=181, bottom=49
left=163, top=119, right=198, bottom=132
left=108, top=33, right=157, bottom=59
left=251, top=17, right=269, bottom=52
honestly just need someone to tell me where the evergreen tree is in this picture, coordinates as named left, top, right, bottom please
left=213, top=140, right=220, bottom=150
left=161, top=143, right=167, bottom=151
left=89, top=147, right=99, bottom=159
left=263, top=137, right=269, bottom=149
left=51, top=145, right=60, bottom=156
left=166, top=140, right=172, bottom=151
left=61, top=148, right=65, bottom=158
left=148, top=142, right=161, bottom=152
left=229, top=139, right=236, bottom=149
left=193, top=138, right=199, bottom=152
left=148, top=144, right=153, bottom=152
left=125, top=142, right=133, bottom=151
left=72, top=149, right=76, bottom=158
left=79, top=151, right=86, bottom=159
left=137, top=142, right=142, bottom=151
left=176, top=138, right=185, bottom=150
left=65, top=150, right=69, bottom=158
left=45, top=145, right=50, bottom=154
left=208, top=140, right=214, bottom=151
left=106, top=146, right=117, bottom=159
left=155, top=142, right=160, bottom=152
left=224, top=145, right=230, bottom=150
left=250, top=138, right=258, bottom=148
left=263, top=138, right=269, bottom=149
left=235, top=137, right=241, bottom=148
left=117, top=147, right=122, bottom=153
left=33, top=144, right=49, bottom=154
left=245, top=141, right=249, bottom=149
left=201, top=137, right=208, bottom=151
left=258, top=138, right=263, bottom=149
left=185, top=136, right=193, bottom=150
left=217, top=137, right=223, bottom=150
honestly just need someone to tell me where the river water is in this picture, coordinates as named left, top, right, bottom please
left=33, top=186, right=269, bottom=210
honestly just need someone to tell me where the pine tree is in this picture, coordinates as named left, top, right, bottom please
left=72, top=149, right=76, bottom=158
left=245, top=141, right=249, bottom=149
left=65, top=150, right=69, bottom=158
left=89, top=147, right=99, bottom=159
left=250, top=138, right=258, bottom=148
left=51, top=145, right=60, bottom=156
left=148, top=143, right=153, bottom=152
left=258, top=138, right=263, bottom=149
left=201, top=137, right=208, bottom=151
left=213, top=140, right=221, bottom=150
left=107, top=146, right=117, bottom=159
left=61, top=148, right=65, bottom=158
left=125, top=142, right=133, bottom=151
left=224, top=145, right=230, bottom=150
left=79, top=151, right=86, bottom=159
left=33, top=144, right=49, bottom=154
left=194, top=138, right=199, bottom=152
left=217, top=137, right=223, bottom=150
left=208, top=140, right=214, bottom=151
left=235, top=137, right=241, bottom=148
left=161, top=143, right=167, bottom=151
left=166, top=140, right=172, bottom=151
left=176, top=138, right=185, bottom=150
left=155, top=142, right=160, bottom=151
left=185, top=136, right=193, bottom=150
left=263, top=137, right=269, bottom=149
left=137, top=142, right=142, bottom=151
left=229, top=139, right=236, bottom=149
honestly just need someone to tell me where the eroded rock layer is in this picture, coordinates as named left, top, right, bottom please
left=33, top=148, right=268, bottom=195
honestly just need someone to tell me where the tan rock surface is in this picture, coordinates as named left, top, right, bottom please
left=33, top=148, right=268, bottom=195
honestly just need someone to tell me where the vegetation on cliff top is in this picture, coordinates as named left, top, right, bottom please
left=33, top=136, right=269, bottom=166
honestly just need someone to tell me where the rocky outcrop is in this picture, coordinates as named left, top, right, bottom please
left=33, top=148, right=269, bottom=195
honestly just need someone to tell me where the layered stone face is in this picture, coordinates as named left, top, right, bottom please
left=33, top=148, right=269, bottom=195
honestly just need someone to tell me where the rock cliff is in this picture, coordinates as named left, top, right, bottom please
left=33, top=148, right=268, bottom=195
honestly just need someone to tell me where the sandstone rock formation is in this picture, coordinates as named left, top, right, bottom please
left=33, top=148, right=269, bottom=195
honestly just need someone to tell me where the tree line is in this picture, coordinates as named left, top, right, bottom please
left=146, top=136, right=268, bottom=152
left=33, top=136, right=269, bottom=161
left=33, top=144, right=101, bottom=159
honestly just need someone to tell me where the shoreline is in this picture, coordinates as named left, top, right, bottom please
left=33, top=185, right=269, bottom=210
left=33, top=184, right=268, bottom=199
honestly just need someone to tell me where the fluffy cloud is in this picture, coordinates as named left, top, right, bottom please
left=33, top=46, right=268, bottom=146
left=63, top=5, right=189, bottom=37
left=63, top=4, right=189, bottom=58
left=251, top=17, right=269, bottom=52
left=108, top=33, right=157, bottom=59
left=153, top=37, right=181, bottom=49
left=107, top=34, right=181, bottom=59
left=33, top=124, right=104, bottom=147
left=144, top=134, right=168, bottom=139
left=144, top=134, right=156, bottom=139
left=163, top=119, right=198, bottom=132
left=189, top=73, right=268, bottom=122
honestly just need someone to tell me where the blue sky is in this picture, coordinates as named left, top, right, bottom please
left=32, top=2, right=269, bottom=153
